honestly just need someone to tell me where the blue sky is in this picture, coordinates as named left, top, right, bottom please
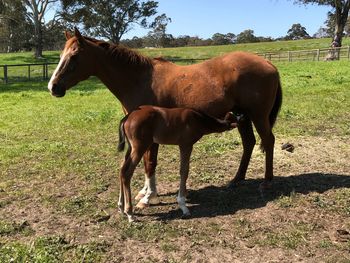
left=122, top=0, right=331, bottom=39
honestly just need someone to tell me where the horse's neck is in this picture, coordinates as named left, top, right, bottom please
left=94, top=56, right=154, bottom=111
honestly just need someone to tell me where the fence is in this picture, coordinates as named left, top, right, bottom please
left=256, top=46, right=350, bottom=62
left=1, top=46, right=350, bottom=84
left=0, top=62, right=57, bottom=84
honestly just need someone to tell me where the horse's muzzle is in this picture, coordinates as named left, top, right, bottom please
left=50, top=83, right=66, bottom=97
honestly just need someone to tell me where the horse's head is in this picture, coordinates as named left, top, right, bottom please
left=48, top=28, right=96, bottom=97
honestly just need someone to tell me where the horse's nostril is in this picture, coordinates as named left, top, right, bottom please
left=51, top=83, right=66, bottom=97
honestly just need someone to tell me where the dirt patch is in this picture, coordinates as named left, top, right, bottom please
left=1, top=136, right=349, bottom=262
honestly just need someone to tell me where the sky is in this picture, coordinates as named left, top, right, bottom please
left=122, top=0, right=331, bottom=39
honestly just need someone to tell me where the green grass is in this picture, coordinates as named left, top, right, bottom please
left=1, top=37, right=350, bottom=65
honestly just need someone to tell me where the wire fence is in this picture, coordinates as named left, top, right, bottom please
left=1, top=46, right=349, bottom=84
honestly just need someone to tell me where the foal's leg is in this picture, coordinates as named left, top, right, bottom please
left=177, top=145, right=193, bottom=217
left=228, top=118, right=256, bottom=188
left=120, top=146, right=146, bottom=222
left=136, top=143, right=160, bottom=208
left=118, top=146, right=131, bottom=213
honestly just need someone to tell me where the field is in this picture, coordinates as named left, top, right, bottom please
left=0, top=39, right=350, bottom=262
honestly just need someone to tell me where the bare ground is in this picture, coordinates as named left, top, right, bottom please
left=1, top=135, right=349, bottom=262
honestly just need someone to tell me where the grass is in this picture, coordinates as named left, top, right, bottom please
left=1, top=37, right=350, bottom=66
left=0, top=41, right=350, bottom=261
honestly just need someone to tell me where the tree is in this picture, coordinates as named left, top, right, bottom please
left=0, top=0, right=32, bottom=52
left=211, top=33, right=236, bottom=45
left=236, top=29, right=259, bottom=43
left=147, top=13, right=172, bottom=47
left=24, top=0, right=59, bottom=58
left=294, top=0, right=350, bottom=47
left=61, top=0, right=159, bottom=44
left=285, top=23, right=310, bottom=40
left=324, top=11, right=350, bottom=37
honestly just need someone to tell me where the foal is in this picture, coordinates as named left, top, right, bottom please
left=117, top=105, right=238, bottom=222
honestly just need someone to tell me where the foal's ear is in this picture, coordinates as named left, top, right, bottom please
left=65, top=30, right=73, bottom=40
left=74, top=27, right=86, bottom=46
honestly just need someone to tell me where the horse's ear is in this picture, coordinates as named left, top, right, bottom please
left=65, top=30, right=72, bottom=40
left=74, top=27, right=85, bottom=46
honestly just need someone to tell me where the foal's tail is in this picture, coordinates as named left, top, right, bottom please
left=269, top=74, right=283, bottom=129
left=118, top=115, right=129, bottom=152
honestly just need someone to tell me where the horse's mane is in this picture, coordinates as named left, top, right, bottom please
left=82, top=36, right=153, bottom=68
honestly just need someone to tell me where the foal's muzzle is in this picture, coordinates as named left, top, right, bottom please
left=50, top=83, right=66, bottom=97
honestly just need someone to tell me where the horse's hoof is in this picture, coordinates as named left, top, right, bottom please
left=135, top=192, right=145, bottom=201
left=227, top=179, right=243, bottom=189
left=259, top=181, right=272, bottom=190
left=136, top=201, right=150, bottom=209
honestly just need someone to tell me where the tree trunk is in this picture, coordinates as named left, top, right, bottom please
left=325, top=0, right=350, bottom=60
left=34, top=22, right=43, bottom=58
left=332, top=0, right=350, bottom=47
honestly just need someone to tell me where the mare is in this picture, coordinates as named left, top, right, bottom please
left=48, top=28, right=282, bottom=208
left=117, top=105, right=238, bottom=222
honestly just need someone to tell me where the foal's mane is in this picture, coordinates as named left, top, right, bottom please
left=76, top=36, right=153, bottom=68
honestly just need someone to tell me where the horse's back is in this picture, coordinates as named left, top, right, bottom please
left=152, top=51, right=280, bottom=117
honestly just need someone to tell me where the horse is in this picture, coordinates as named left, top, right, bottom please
left=117, top=105, right=238, bottom=222
left=48, top=28, right=282, bottom=208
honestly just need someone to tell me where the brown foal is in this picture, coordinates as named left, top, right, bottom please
left=117, top=106, right=238, bottom=221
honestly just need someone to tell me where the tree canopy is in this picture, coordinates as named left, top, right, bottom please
left=293, top=0, right=350, bottom=46
left=60, top=0, right=159, bottom=44
left=286, top=23, right=310, bottom=40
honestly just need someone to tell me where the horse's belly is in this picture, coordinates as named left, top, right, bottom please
left=153, top=136, right=179, bottom=145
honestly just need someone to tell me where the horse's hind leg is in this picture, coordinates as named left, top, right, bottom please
left=136, top=143, right=160, bottom=208
left=252, top=116, right=275, bottom=188
left=228, top=118, right=256, bottom=188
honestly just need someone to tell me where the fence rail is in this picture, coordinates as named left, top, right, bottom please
left=1, top=46, right=350, bottom=84
left=256, top=46, right=350, bottom=62
left=0, top=62, right=57, bottom=84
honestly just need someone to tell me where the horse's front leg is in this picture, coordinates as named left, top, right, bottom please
left=177, top=145, right=193, bottom=217
left=136, top=143, right=160, bottom=208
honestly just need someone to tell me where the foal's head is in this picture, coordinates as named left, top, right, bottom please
left=48, top=28, right=97, bottom=97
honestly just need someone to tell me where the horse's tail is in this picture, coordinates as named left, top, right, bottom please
left=118, top=114, right=129, bottom=152
left=269, top=74, right=283, bottom=129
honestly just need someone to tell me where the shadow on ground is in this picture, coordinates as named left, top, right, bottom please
left=152, top=173, right=350, bottom=221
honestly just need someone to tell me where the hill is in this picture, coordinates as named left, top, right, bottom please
left=1, top=37, right=349, bottom=65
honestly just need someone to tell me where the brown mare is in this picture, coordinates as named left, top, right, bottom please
left=48, top=28, right=282, bottom=208
left=117, top=105, right=238, bottom=221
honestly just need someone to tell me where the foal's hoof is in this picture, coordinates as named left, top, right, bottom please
left=127, top=214, right=138, bottom=223
left=135, top=192, right=145, bottom=201
left=181, top=212, right=191, bottom=220
left=136, top=201, right=150, bottom=209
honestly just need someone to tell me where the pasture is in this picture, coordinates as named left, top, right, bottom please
left=0, top=43, right=350, bottom=261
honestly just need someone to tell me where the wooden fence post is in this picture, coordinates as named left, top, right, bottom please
left=317, top=49, right=320, bottom=61
left=42, top=64, right=46, bottom=80
left=28, top=65, right=31, bottom=80
left=4, top=65, right=8, bottom=84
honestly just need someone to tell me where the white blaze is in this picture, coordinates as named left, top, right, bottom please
left=48, top=49, right=69, bottom=92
